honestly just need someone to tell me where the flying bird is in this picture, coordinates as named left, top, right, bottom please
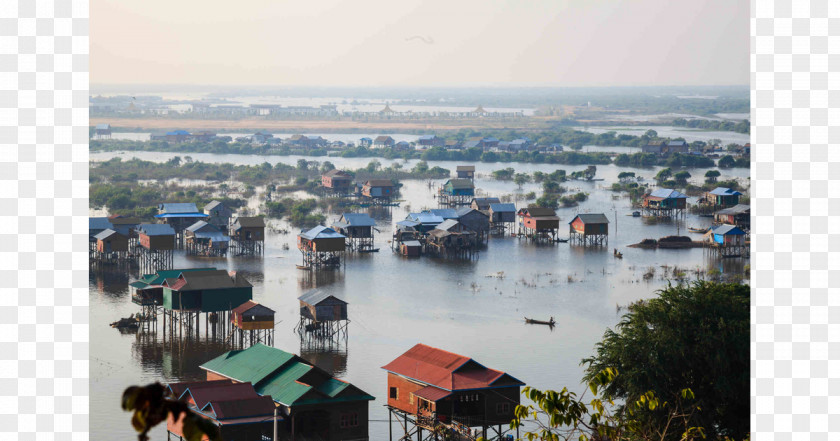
left=405, top=35, right=434, bottom=44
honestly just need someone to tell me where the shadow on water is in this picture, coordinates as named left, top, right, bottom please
left=298, top=269, right=345, bottom=290
left=90, top=267, right=131, bottom=298
left=131, top=331, right=235, bottom=380
left=299, top=344, right=349, bottom=378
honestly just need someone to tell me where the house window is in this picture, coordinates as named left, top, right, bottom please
left=496, top=403, right=510, bottom=414
left=390, top=387, right=398, bottom=400
left=340, top=412, right=359, bottom=428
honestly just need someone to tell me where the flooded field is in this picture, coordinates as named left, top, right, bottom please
left=90, top=153, right=749, bottom=440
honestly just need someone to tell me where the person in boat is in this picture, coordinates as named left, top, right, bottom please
left=550, top=316, right=555, bottom=324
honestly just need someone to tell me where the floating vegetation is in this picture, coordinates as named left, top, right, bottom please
left=485, top=271, right=506, bottom=279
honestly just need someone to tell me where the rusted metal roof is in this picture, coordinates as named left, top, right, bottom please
left=206, top=396, right=277, bottom=420
left=232, top=300, right=275, bottom=317
left=413, top=385, right=452, bottom=402
left=456, top=165, right=475, bottom=172
left=518, top=207, right=558, bottom=218
left=382, top=343, right=524, bottom=391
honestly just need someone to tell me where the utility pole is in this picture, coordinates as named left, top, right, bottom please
left=273, top=406, right=278, bottom=441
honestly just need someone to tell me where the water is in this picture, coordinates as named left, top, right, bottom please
left=90, top=154, right=749, bottom=440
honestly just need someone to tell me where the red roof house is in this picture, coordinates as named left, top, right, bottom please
left=381, top=344, right=524, bottom=428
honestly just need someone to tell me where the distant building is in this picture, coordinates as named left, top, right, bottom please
left=361, top=179, right=395, bottom=199
left=470, top=197, right=500, bottom=212
left=165, top=130, right=191, bottom=143
left=94, top=123, right=111, bottom=139
left=714, top=204, right=750, bottom=230
left=456, top=165, right=476, bottom=180
left=322, top=169, right=354, bottom=193
left=705, top=187, right=742, bottom=208
left=373, top=135, right=395, bottom=148
left=204, top=200, right=233, bottom=230
left=418, top=135, right=444, bottom=147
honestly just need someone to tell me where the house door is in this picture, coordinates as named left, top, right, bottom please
left=296, top=410, right=330, bottom=440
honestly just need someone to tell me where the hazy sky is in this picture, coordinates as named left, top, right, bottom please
left=91, top=0, right=749, bottom=87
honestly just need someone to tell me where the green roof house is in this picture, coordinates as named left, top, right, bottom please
left=201, top=344, right=374, bottom=441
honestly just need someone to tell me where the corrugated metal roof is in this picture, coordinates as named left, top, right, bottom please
left=323, top=169, right=352, bottom=177
left=667, top=140, right=687, bottom=146
left=298, top=289, right=347, bottom=306
left=255, top=361, right=314, bottom=405
left=396, top=220, right=420, bottom=229
left=456, top=165, right=475, bottom=171
left=429, top=209, right=458, bottom=219
left=402, top=240, right=422, bottom=247
left=709, top=187, right=742, bottom=196
left=413, top=385, right=451, bottom=402
left=94, top=229, right=123, bottom=240
left=520, top=207, right=557, bottom=217
left=315, top=378, right=350, bottom=398
left=455, top=207, right=486, bottom=218
left=184, top=382, right=258, bottom=410
left=89, top=217, right=113, bottom=231
left=136, top=223, right=175, bottom=236
left=186, top=220, right=213, bottom=232
left=159, top=202, right=200, bottom=214
left=445, top=179, right=475, bottom=189
left=299, top=225, right=345, bottom=240
left=234, top=217, right=265, bottom=228
left=472, top=197, right=500, bottom=206
left=201, top=344, right=297, bottom=385
left=382, top=343, right=523, bottom=391
left=711, top=224, right=746, bottom=235
left=436, top=219, right=460, bottom=231
left=95, top=124, right=110, bottom=130
left=175, top=269, right=251, bottom=291
left=209, top=396, right=276, bottom=420
left=232, top=300, right=275, bottom=316
left=166, top=130, right=191, bottom=136
left=489, top=203, right=516, bottom=212
left=716, top=204, right=750, bottom=215
left=138, top=268, right=216, bottom=286
left=571, top=213, right=609, bottom=225
left=365, top=179, right=394, bottom=187
left=408, top=212, right=444, bottom=225
left=167, top=380, right=232, bottom=399
left=649, top=189, right=688, bottom=199
left=204, top=200, right=224, bottom=211
left=339, top=213, right=376, bottom=227
left=154, top=213, right=209, bottom=219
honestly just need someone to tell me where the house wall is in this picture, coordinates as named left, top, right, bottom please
left=291, top=400, right=370, bottom=441
left=97, top=236, right=128, bottom=252
left=386, top=374, right=425, bottom=414
left=140, top=234, right=175, bottom=250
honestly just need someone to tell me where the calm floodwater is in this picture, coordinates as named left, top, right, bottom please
left=91, top=152, right=749, bottom=440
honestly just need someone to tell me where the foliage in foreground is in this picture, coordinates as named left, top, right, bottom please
left=507, top=369, right=708, bottom=441
left=582, top=281, right=750, bottom=440
left=122, top=383, right=220, bottom=441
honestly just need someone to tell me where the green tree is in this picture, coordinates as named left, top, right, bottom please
left=514, top=173, right=530, bottom=189
left=718, top=155, right=736, bottom=168
left=365, top=160, right=382, bottom=172
left=644, top=129, right=658, bottom=139
left=673, top=171, right=691, bottom=185
left=582, top=282, right=750, bottom=440
left=704, top=170, right=721, bottom=183
left=320, top=161, right=336, bottom=172
left=654, top=168, right=672, bottom=183
left=542, top=180, right=562, bottom=194
left=412, top=160, right=429, bottom=173
left=296, top=159, right=309, bottom=170
left=617, top=171, right=636, bottom=183
left=506, top=370, right=705, bottom=441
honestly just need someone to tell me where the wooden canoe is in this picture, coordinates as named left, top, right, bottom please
left=295, top=264, right=310, bottom=270
left=524, top=317, right=556, bottom=326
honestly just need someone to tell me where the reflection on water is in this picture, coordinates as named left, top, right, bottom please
left=91, top=158, right=749, bottom=441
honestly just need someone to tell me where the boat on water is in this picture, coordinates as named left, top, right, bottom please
left=110, top=314, right=139, bottom=329
left=688, top=227, right=709, bottom=233
left=359, top=248, right=380, bottom=253
left=555, top=238, right=569, bottom=243
left=632, top=211, right=641, bottom=217
left=295, top=264, right=310, bottom=270
left=524, top=317, right=556, bottom=326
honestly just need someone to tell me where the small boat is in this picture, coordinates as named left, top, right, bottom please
left=110, top=314, right=139, bottom=329
left=359, top=248, right=380, bottom=253
left=524, top=317, right=556, bottom=326
left=632, top=211, right=641, bottom=217
left=688, top=227, right=709, bottom=233
left=613, top=248, right=623, bottom=258
left=556, top=238, right=569, bottom=243
left=295, top=264, right=310, bottom=270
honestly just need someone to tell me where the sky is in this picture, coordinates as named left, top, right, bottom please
left=91, top=0, right=749, bottom=88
